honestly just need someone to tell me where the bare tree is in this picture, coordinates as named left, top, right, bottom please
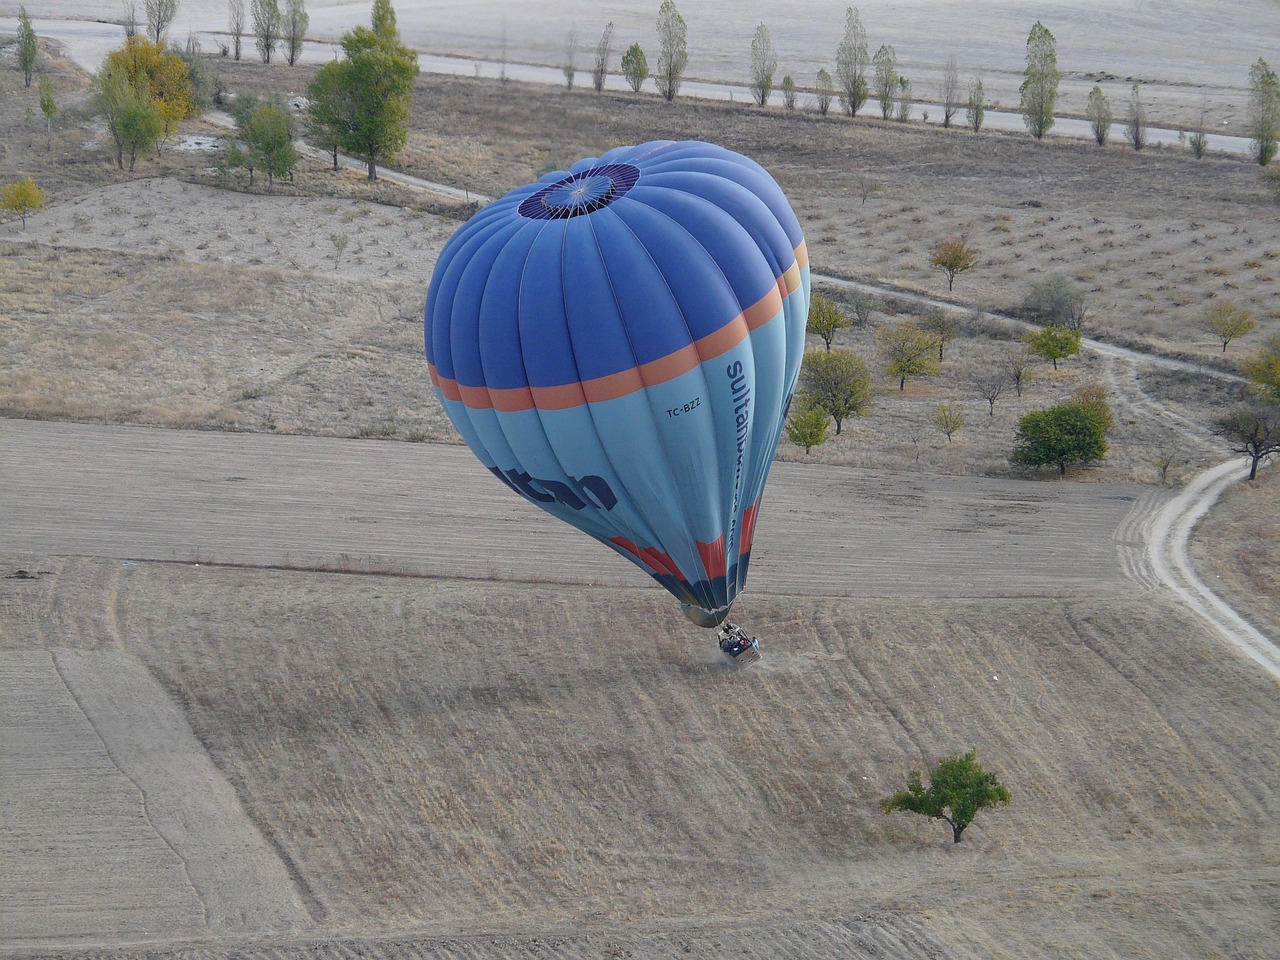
left=283, top=0, right=308, bottom=66
left=145, top=0, right=178, bottom=42
left=854, top=173, right=882, bottom=205
left=846, top=288, right=880, bottom=325
left=973, top=371, right=1006, bottom=416
left=1215, top=406, right=1279, bottom=480
left=1154, top=445, right=1181, bottom=484
left=1125, top=82, right=1147, bottom=151
left=922, top=309, right=959, bottom=359
left=1086, top=86, right=1112, bottom=145
left=228, top=0, right=245, bottom=60
left=749, top=22, right=777, bottom=106
left=834, top=5, right=869, bottom=116
left=940, top=54, right=960, bottom=128
left=252, top=0, right=281, bottom=63
left=122, top=1, right=140, bottom=37
left=591, top=21, right=614, bottom=93
left=1006, top=349, right=1032, bottom=396
left=561, top=26, right=577, bottom=89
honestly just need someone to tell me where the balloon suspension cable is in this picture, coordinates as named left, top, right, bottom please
left=717, top=619, right=761, bottom=666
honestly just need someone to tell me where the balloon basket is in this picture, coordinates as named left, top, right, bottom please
left=717, top=620, right=761, bottom=666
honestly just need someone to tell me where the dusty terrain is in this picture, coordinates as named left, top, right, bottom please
left=2, top=28, right=1279, bottom=960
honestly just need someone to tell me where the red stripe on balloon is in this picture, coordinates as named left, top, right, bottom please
left=696, top=535, right=727, bottom=582
left=610, top=536, right=686, bottom=582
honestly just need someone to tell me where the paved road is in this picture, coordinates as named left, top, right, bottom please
left=1, top=418, right=1147, bottom=600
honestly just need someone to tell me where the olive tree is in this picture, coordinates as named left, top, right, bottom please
left=749, top=23, right=777, bottom=106
left=1247, top=58, right=1280, bottom=166
left=1019, top=21, right=1058, bottom=139
left=1086, top=85, right=1112, bottom=145
left=834, top=5, right=869, bottom=116
left=797, top=349, right=871, bottom=434
left=654, top=0, right=688, bottom=102
left=1024, top=325, right=1082, bottom=370
left=880, top=751, right=1010, bottom=844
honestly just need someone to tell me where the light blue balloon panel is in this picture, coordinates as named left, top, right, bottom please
left=425, top=140, right=809, bottom=627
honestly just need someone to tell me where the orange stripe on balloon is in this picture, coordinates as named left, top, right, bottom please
left=431, top=241, right=806, bottom=412
left=696, top=535, right=728, bottom=581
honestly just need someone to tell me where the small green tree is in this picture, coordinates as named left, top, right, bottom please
left=1241, top=333, right=1280, bottom=404
left=785, top=402, right=830, bottom=453
left=1070, top=383, right=1116, bottom=437
left=1187, top=110, right=1209, bottom=158
left=1010, top=402, right=1108, bottom=474
left=621, top=42, right=648, bottom=93
left=932, top=403, right=964, bottom=443
left=880, top=751, right=1010, bottom=844
left=283, top=0, right=308, bottom=66
left=17, top=5, right=38, bottom=87
left=95, top=63, right=163, bottom=170
left=749, top=22, right=776, bottom=106
left=1201, top=300, right=1256, bottom=353
left=872, top=44, right=897, bottom=120
left=1124, top=82, right=1147, bottom=151
left=928, top=236, right=977, bottom=291
left=834, top=5, right=869, bottom=117
left=244, top=99, right=297, bottom=192
left=1, top=177, right=45, bottom=228
left=1086, top=85, right=1111, bottom=145
left=798, top=348, right=871, bottom=435
left=965, top=75, right=985, bottom=132
left=1019, top=21, right=1058, bottom=139
left=780, top=74, right=796, bottom=110
left=877, top=320, right=940, bottom=391
left=251, top=0, right=281, bottom=63
left=807, top=292, right=849, bottom=350
left=922, top=309, right=959, bottom=359
left=1247, top=58, right=1280, bottom=166
left=306, top=60, right=350, bottom=170
left=1215, top=405, right=1279, bottom=481
left=38, top=75, right=57, bottom=151
left=1024, top=325, right=1082, bottom=370
left=815, top=67, right=834, bottom=115
left=654, top=0, right=688, bottom=102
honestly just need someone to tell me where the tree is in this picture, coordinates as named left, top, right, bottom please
left=872, top=44, right=897, bottom=120
left=1215, top=406, right=1279, bottom=481
left=749, top=23, right=777, bottom=107
left=973, top=370, right=1005, bottom=416
left=807, top=292, right=849, bottom=350
left=1124, top=82, right=1146, bottom=151
left=17, top=5, right=37, bottom=87
left=306, top=59, right=348, bottom=170
left=894, top=75, right=911, bottom=122
left=1010, top=402, right=1108, bottom=474
left=333, top=3, right=418, bottom=180
left=122, top=1, right=139, bottom=38
left=834, top=5, right=869, bottom=117
left=1006, top=349, right=1033, bottom=396
left=1023, top=273, right=1086, bottom=328
left=853, top=173, right=882, bottom=205
left=785, top=402, right=830, bottom=453
left=940, top=54, right=960, bottom=128
left=1, top=178, right=45, bottom=229
left=798, top=349, right=871, bottom=434
left=1201, top=301, right=1256, bottom=353
left=1242, top=333, right=1280, bottom=404
left=1247, top=58, right=1280, bottom=166
left=815, top=67, right=834, bottom=115
left=1019, top=21, right=1058, bottom=139
left=877, top=320, right=940, bottom=391
left=38, top=75, right=57, bottom=151
left=283, top=0, right=308, bottom=66
left=1187, top=108, right=1209, bottom=159
left=103, top=36, right=196, bottom=155
left=95, top=62, right=162, bottom=170
left=922, top=309, right=959, bottom=359
left=654, top=0, right=687, bottom=102
left=781, top=74, right=796, bottom=110
left=144, top=0, right=177, bottom=41
left=932, top=404, right=964, bottom=443
left=591, top=21, right=614, bottom=93
left=1024, top=325, right=1081, bottom=370
left=846, top=289, right=880, bottom=325
left=621, top=42, right=648, bottom=93
left=965, top=75, right=984, bottom=132
left=244, top=99, right=297, bottom=192
left=228, top=0, right=245, bottom=60
left=252, top=0, right=281, bottom=63
left=1070, top=383, right=1115, bottom=437
left=880, top=751, right=1010, bottom=844
left=929, top=236, right=976, bottom=291
left=561, top=26, right=577, bottom=89
left=1086, top=85, right=1111, bottom=146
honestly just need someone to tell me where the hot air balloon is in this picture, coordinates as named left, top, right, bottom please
left=424, top=140, right=809, bottom=661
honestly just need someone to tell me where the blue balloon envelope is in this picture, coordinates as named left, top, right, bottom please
left=425, top=140, right=809, bottom=627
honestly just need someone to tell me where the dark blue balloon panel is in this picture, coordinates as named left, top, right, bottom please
left=425, top=140, right=809, bottom=626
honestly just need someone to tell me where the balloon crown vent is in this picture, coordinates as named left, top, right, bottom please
left=519, top=163, right=641, bottom=220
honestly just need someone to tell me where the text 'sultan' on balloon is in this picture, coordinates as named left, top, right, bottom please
left=425, top=140, right=809, bottom=628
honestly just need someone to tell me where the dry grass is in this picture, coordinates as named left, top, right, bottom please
left=1191, top=465, right=1280, bottom=634
left=5, top=556, right=1277, bottom=957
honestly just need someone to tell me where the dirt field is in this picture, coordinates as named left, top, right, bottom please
left=2, top=27, right=1279, bottom=960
